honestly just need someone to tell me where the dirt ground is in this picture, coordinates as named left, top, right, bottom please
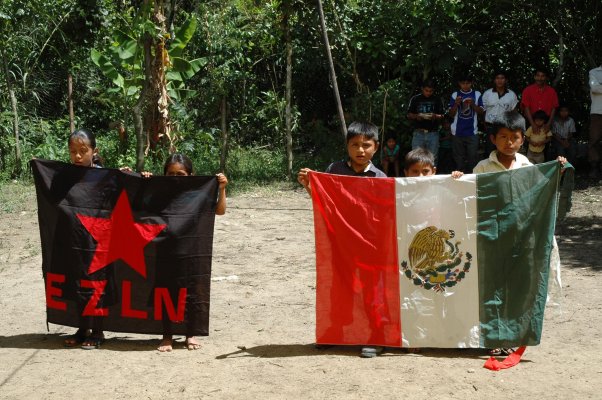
left=0, top=178, right=601, bottom=399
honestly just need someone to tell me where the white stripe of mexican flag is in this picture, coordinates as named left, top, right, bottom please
left=396, top=174, right=480, bottom=348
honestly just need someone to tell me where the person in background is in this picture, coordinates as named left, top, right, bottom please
left=382, top=136, right=400, bottom=177
left=521, top=67, right=559, bottom=134
left=448, top=74, right=485, bottom=173
left=525, top=110, right=553, bottom=164
left=437, top=116, right=455, bottom=174
left=551, top=104, right=577, bottom=164
left=407, top=79, right=446, bottom=165
left=482, top=70, right=518, bottom=158
left=588, top=64, right=602, bottom=179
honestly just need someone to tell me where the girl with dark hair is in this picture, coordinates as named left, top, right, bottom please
left=64, top=128, right=107, bottom=349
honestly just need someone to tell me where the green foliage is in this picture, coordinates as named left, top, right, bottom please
left=226, top=146, right=288, bottom=184
left=2, top=0, right=602, bottom=183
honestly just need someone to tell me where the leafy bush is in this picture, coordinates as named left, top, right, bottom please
left=225, top=146, right=287, bottom=184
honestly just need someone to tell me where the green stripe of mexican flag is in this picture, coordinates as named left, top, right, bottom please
left=311, top=161, right=567, bottom=348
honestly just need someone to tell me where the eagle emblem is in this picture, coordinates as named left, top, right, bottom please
left=401, top=226, right=472, bottom=293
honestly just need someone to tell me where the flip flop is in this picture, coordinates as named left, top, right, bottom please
left=63, top=329, right=88, bottom=348
left=81, top=334, right=105, bottom=350
left=488, top=348, right=515, bottom=356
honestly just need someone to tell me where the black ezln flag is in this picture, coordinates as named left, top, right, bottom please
left=31, top=159, right=217, bottom=336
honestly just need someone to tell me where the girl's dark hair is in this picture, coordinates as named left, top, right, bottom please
left=163, top=153, right=193, bottom=175
left=69, top=128, right=103, bottom=166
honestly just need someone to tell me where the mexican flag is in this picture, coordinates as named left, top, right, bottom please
left=310, top=161, right=571, bottom=352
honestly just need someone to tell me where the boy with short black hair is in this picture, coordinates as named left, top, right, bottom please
left=473, top=110, right=532, bottom=173
left=404, top=148, right=437, bottom=177
left=298, top=121, right=385, bottom=195
left=469, top=110, right=566, bottom=356
left=298, top=121, right=386, bottom=358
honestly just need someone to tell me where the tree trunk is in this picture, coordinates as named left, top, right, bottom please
left=136, top=29, right=153, bottom=171
left=380, top=89, right=388, bottom=160
left=68, top=74, right=75, bottom=133
left=1, top=49, right=20, bottom=177
left=316, top=0, right=346, bottom=140
left=552, top=30, right=564, bottom=88
left=133, top=94, right=145, bottom=171
left=148, top=0, right=171, bottom=150
left=219, top=96, right=229, bottom=173
left=284, top=4, right=294, bottom=180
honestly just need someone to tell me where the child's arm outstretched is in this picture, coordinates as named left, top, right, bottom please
left=297, top=168, right=313, bottom=195
left=120, top=166, right=153, bottom=178
left=216, top=173, right=228, bottom=215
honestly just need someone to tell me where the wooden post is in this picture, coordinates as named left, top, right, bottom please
left=316, top=0, right=346, bottom=140
left=284, top=1, right=294, bottom=180
left=68, top=74, right=75, bottom=133
left=1, top=49, right=20, bottom=176
left=219, top=96, right=229, bottom=172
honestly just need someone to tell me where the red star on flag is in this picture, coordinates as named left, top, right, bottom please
left=77, top=190, right=166, bottom=278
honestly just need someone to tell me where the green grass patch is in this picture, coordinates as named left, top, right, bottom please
left=0, top=180, right=37, bottom=214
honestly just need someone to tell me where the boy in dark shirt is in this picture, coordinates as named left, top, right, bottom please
left=298, top=121, right=386, bottom=358
left=298, top=121, right=385, bottom=195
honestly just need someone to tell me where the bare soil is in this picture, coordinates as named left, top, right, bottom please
left=0, top=180, right=600, bottom=399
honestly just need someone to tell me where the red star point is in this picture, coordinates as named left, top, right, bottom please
left=77, top=190, right=166, bottom=278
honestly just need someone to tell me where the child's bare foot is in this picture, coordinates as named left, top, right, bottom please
left=63, top=328, right=89, bottom=347
left=157, top=336, right=173, bottom=352
left=185, top=336, right=201, bottom=350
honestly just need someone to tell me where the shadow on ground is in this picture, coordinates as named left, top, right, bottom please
left=0, top=333, right=158, bottom=351
left=557, top=214, right=602, bottom=270
left=215, top=343, right=497, bottom=361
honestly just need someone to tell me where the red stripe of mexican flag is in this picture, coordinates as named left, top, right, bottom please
left=310, top=161, right=562, bottom=348
left=311, top=172, right=400, bottom=346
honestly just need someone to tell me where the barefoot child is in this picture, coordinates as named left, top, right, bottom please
left=63, top=129, right=106, bottom=349
left=144, top=153, right=227, bottom=351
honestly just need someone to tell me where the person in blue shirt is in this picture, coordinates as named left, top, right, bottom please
left=448, top=74, right=485, bottom=173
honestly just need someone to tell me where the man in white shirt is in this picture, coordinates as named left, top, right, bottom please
left=589, top=65, right=602, bottom=179
left=482, top=71, right=519, bottom=158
